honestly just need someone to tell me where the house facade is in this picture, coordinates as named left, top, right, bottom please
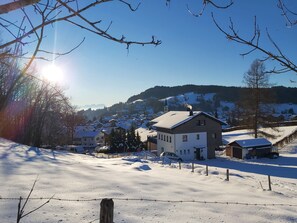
left=151, top=111, right=225, bottom=160
left=73, top=130, right=102, bottom=149
left=226, top=138, right=273, bottom=159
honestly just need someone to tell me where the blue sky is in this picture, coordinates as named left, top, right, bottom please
left=2, top=0, right=297, bottom=107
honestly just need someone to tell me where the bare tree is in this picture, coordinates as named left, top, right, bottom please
left=239, top=59, right=273, bottom=138
left=0, top=1, right=162, bottom=146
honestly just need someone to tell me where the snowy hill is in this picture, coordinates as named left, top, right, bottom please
left=1, top=137, right=297, bottom=222
left=124, top=85, right=297, bottom=121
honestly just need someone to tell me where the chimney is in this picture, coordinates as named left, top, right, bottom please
left=186, top=104, right=193, bottom=116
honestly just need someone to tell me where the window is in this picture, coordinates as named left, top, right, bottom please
left=184, top=149, right=186, bottom=155
left=180, top=150, right=182, bottom=155
left=169, top=136, right=172, bottom=143
left=196, top=134, right=200, bottom=140
left=167, top=136, right=168, bottom=142
left=197, top=120, right=206, bottom=126
left=182, top=135, right=188, bottom=142
left=188, top=149, right=190, bottom=154
left=212, top=133, right=217, bottom=139
left=158, top=134, right=160, bottom=140
left=161, top=135, right=163, bottom=140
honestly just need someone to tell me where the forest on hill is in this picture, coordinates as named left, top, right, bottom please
left=127, top=85, right=297, bottom=104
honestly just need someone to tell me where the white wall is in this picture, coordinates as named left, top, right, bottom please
left=174, top=132, right=207, bottom=160
left=157, top=131, right=207, bottom=161
left=157, top=132, right=174, bottom=155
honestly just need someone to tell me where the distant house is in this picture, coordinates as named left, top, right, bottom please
left=226, top=138, right=273, bottom=159
left=151, top=110, right=226, bottom=160
left=73, top=130, right=102, bottom=149
left=135, top=127, right=157, bottom=151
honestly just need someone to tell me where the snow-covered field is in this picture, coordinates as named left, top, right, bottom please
left=0, top=137, right=297, bottom=223
left=223, top=126, right=297, bottom=145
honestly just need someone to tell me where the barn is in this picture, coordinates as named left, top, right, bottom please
left=226, top=138, right=272, bottom=159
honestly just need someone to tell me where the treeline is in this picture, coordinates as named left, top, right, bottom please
left=127, top=85, right=297, bottom=104
left=0, top=50, right=84, bottom=147
left=108, top=126, right=142, bottom=153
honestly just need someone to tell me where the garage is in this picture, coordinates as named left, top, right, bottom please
left=226, top=138, right=272, bottom=159
left=232, top=146, right=242, bottom=159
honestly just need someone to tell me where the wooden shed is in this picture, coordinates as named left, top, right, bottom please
left=226, top=138, right=272, bottom=159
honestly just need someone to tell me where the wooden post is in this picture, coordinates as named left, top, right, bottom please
left=100, top=199, right=114, bottom=223
left=179, top=161, right=181, bottom=170
left=191, top=163, right=194, bottom=172
left=206, top=165, right=208, bottom=176
left=226, top=169, right=229, bottom=181
left=268, top=175, right=272, bottom=191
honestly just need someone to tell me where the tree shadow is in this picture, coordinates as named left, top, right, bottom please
left=0, top=141, right=66, bottom=177
left=198, top=155, right=297, bottom=179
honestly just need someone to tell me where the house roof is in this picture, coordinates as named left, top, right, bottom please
left=229, top=138, right=272, bottom=148
left=75, top=130, right=100, bottom=138
left=135, top=127, right=157, bottom=142
left=151, top=111, right=225, bottom=130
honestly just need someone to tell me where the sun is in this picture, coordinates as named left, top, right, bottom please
left=41, top=64, right=64, bottom=83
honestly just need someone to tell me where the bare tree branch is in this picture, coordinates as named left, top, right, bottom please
left=0, top=0, right=161, bottom=71
left=0, top=0, right=40, bottom=14
left=278, top=0, right=297, bottom=27
left=38, top=37, right=85, bottom=60
left=212, top=13, right=297, bottom=74
left=186, top=0, right=233, bottom=17
left=118, top=0, right=141, bottom=12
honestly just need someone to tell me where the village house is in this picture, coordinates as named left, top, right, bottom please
left=151, top=110, right=225, bottom=160
left=73, top=129, right=102, bottom=149
left=225, top=138, right=273, bottom=159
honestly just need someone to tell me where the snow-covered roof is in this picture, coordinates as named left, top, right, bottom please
left=151, top=111, right=225, bottom=129
left=230, top=138, right=272, bottom=148
left=75, top=130, right=100, bottom=138
left=135, top=127, right=157, bottom=142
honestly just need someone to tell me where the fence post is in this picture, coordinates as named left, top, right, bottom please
left=100, top=198, right=114, bottom=223
left=191, top=163, right=194, bottom=172
left=268, top=175, right=272, bottom=191
left=226, top=169, right=229, bottom=181
left=179, top=161, right=181, bottom=170
left=206, top=165, right=208, bottom=176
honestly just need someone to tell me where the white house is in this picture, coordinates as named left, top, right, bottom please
left=73, top=129, right=102, bottom=149
left=151, top=110, right=225, bottom=160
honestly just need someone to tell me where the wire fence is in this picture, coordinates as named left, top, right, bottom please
left=1, top=196, right=296, bottom=207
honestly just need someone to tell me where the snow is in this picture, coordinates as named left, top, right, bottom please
left=160, top=92, right=215, bottom=106
left=223, top=126, right=297, bottom=145
left=135, top=127, right=157, bottom=142
left=152, top=111, right=225, bottom=129
left=0, top=137, right=297, bottom=223
left=151, top=111, right=201, bottom=129
left=229, top=138, right=272, bottom=148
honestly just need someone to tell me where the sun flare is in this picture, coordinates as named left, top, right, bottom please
left=41, top=64, right=64, bottom=83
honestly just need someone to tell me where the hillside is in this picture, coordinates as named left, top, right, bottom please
left=127, top=85, right=297, bottom=104
left=1, top=136, right=297, bottom=222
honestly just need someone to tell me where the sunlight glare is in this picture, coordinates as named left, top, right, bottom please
left=41, top=64, right=64, bottom=83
